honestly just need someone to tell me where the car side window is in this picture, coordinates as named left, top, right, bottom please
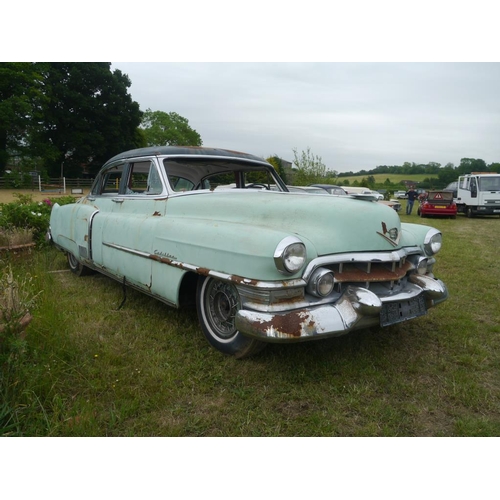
left=91, top=164, right=125, bottom=195
left=124, top=161, right=152, bottom=194
left=169, top=176, right=195, bottom=192
left=146, top=163, right=164, bottom=195
left=470, top=178, right=477, bottom=197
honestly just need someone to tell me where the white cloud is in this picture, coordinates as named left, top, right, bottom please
left=112, top=62, right=500, bottom=171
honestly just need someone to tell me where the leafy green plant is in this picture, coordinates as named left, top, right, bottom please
left=0, top=264, right=40, bottom=344
left=0, top=194, right=76, bottom=245
left=0, top=227, right=34, bottom=248
left=0, top=263, right=42, bottom=436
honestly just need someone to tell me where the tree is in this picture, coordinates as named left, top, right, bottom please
left=458, top=158, right=487, bottom=175
left=437, top=164, right=458, bottom=186
left=266, top=155, right=288, bottom=184
left=34, top=63, right=143, bottom=177
left=489, top=162, right=500, bottom=173
left=292, top=147, right=326, bottom=185
left=0, top=63, right=46, bottom=173
left=141, top=109, right=202, bottom=147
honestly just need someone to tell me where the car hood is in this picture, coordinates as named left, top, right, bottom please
left=166, top=190, right=404, bottom=256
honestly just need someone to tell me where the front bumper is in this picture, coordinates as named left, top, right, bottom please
left=235, top=275, right=448, bottom=342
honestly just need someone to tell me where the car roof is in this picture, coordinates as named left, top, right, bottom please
left=106, top=146, right=267, bottom=164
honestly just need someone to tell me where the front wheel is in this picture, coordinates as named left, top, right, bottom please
left=67, top=252, right=93, bottom=276
left=196, top=276, right=266, bottom=358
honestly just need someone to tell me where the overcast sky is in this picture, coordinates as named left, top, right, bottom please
left=6, top=2, right=499, bottom=174
left=111, top=62, right=500, bottom=173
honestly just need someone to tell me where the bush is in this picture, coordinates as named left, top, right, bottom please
left=0, top=194, right=77, bottom=246
left=0, top=264, right=41, bottom=436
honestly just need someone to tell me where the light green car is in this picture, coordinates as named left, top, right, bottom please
left=48, top=146, right=448, bottom=358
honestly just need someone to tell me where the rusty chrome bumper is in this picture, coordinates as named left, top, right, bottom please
left=235, top=276, right=448, bottom=342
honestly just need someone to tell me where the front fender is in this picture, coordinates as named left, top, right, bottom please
left=152, top=218, right=318, bottom=281
left=50, top=201, right=97, bottom=262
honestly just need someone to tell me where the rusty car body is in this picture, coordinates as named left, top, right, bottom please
left=48, top=146, right=449, bottom=358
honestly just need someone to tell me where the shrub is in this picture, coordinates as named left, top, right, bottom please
left=0, top=194, right=76, bottom=246
left=0, top=227, right=34, bottom=248
left=0, top=264, right=41, bottom=436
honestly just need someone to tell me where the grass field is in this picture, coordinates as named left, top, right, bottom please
left=1, top=201, right=499, bottom=437
left=337, top=173, right=439, bottom=186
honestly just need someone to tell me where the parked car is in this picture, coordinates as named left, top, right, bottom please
left=369, top=190, right=384, bottom=200
left=309, top=184, right=348, bottom=196
left=394, top=190, right=407, bottom=199
left=344, top=187, right=384, bottom=200
left=48, top=146, right=449, bottom=358
left=381, top=199, right=402, bottom=212
left=417, top=191, right=457, bottom=218
left=287, top=186, right=328, bottom=194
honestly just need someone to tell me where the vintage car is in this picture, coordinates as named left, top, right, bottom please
left=48, top=146, right=449, bottom=358
left=287, top=186, right=329, bottom=194
left=342, top=191, right=401, bottom=212
left=417, top=191, right=457, bottom=218
left=309, top=184, right=348, bottom=196
left=380, top=199, right=402, bottom=212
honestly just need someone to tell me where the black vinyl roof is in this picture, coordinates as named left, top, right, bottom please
left=106, top=146, right=266, bottom=164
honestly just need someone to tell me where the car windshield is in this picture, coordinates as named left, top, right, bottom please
left=162, top=158, right=285, bottom=192
left=479, top=176, right=500, bottom=191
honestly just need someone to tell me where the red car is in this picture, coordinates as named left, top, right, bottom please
left=417, top=191, right=457, bottom=218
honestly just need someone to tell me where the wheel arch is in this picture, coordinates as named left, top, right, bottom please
left=178, top=271, right=199, bottom=307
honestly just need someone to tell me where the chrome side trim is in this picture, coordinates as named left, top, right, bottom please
left=101, top=242, right=306, bottom=290
left=88, top=209, right=99, bottom=261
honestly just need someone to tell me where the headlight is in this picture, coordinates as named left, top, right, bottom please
left=306, top=268, right=335, bottom=297
left=424, top=228, right=442, bottom=255
left=416, top=257, right=428, bottom=275
left=274, top=236, right=307, bottom=274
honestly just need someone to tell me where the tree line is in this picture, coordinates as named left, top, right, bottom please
left=338, top=158, right=500, bottom=188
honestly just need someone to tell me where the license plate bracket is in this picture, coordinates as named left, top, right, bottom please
left=380, top=295, right=427, bottom=326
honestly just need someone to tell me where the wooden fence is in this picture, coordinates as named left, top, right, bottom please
left=0, top=177, right=94, bottom=192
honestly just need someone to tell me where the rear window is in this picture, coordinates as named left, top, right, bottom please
left=427, top=192, right=453, bottom=202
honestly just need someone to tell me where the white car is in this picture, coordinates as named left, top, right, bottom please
left=369, top=190, right=384, bottom=200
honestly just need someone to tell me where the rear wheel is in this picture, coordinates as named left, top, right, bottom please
left=196, top=276, right=266, bottom=358
left=67, top=252, right=93, bottom=276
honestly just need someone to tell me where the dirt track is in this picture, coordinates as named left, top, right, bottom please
left=0, top=189, right=88, bottom=203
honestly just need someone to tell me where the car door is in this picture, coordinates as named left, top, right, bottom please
left=89, top=157, right=167, bottom=291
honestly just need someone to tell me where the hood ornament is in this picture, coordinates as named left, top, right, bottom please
left=377, top=222, right=400, bottom=247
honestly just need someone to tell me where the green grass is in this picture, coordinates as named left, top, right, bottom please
left=338, top=173, right=439, bottom=186
left=1, top=209, right=500, bottom=436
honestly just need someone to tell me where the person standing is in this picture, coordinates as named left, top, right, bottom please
left=406, top=187, right=418, bottom=215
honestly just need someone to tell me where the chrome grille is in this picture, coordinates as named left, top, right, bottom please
left=303, top=248, right=422, bottom=295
